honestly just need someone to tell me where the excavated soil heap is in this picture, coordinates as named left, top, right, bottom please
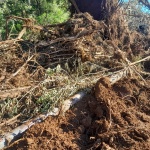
left=5, top=77, right=150, bottom=150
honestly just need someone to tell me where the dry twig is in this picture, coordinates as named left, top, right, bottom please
left=0, top=114, right=21, bottom=127
left=5, top=55, right=35, bottom=83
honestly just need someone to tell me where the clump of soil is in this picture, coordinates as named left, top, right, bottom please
left=5, top=77, right=150, bottom=150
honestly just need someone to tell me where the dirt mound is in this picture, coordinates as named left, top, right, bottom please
left=5, top=77, right=150, bottom=150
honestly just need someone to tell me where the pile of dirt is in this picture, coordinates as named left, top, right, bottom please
left=5, top=77, right=150, bottom=150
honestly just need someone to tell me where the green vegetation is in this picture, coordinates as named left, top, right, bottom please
left=0, top=0, right=70, bottom=40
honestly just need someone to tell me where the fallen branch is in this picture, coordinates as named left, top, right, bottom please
left=0, top=91, right=86, bottom=149
left=69, top=0, right=81, bottom=13
left=0, top=86, right=31, bottom=100
left=0, top=71, right=135, bottom=149
left=17, top=27, right=26, bottom=39
left=0, top=114, right=21, bottom=128
left=129, top=56, right=150, bottom=66
left=6, top=16, right=50, bottom=39
left=37, top=29, right=94, bottom=46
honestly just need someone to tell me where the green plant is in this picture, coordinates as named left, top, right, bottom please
left=0, top=0, right=70, bottom=40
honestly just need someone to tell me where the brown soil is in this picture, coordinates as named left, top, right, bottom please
left=5, top=77, right=150, bottom=150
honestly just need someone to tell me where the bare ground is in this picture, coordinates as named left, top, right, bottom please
left=4, top=77, right=150, bottom=150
